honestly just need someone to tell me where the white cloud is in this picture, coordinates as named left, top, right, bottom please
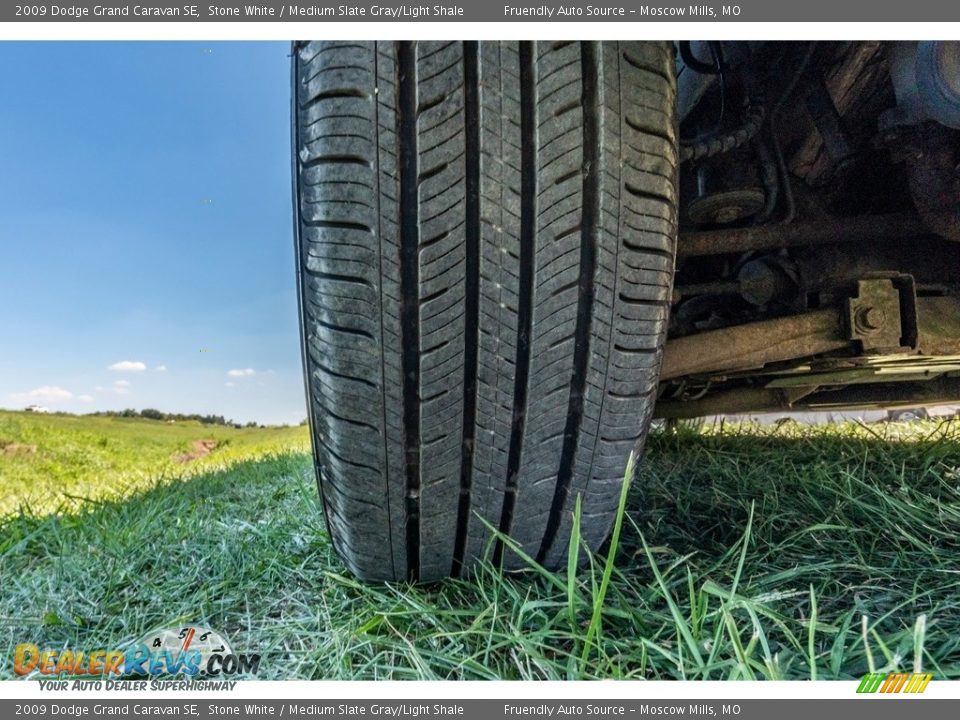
left=77, top=394, right=94, bottom=403
left=225, top=382, right=235, bottom=388
left=11, top=386, right=73, bottom=404
left=227, top=368, right=256, bottom=378
left=94, top=386, right=105, bottom=392
left=109, top=360, right=147, bottom=373
left=155, top=365, right=167, bottom=372
left=113, top=380, right=131, bottom=395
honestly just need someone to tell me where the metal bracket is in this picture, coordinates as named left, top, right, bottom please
left=843, top=275, right=918, bottom=353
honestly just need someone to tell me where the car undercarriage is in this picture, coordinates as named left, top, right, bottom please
left=655, top=41, right=960, bottom=418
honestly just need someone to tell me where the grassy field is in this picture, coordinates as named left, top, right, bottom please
left=1, top=411, right=959, bottom=680
left=0, top=410, right=308, bottom=517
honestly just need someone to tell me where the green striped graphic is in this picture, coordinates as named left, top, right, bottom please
left=857, top=673, right=886, bottom=693
left=857, top=672, right=932, bottom=693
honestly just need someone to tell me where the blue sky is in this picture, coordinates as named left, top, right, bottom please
left=0, top=42, right=306, bottom=425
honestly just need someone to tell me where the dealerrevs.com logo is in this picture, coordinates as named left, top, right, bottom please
left=15, top=626, right=260, bottom=678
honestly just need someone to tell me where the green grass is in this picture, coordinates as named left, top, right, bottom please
left=1, top=412, right=959, bottom=680
left=0, top=410, right=307, bottom=517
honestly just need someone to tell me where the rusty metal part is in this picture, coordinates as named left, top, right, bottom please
left=677, top=213, right=931, bottom=257
left=687, top=188, right=766, bottom=225
left=790, top=42, right=887, bottom=186
left=764, top=356, right=960, bottom=388
left=737, top=256, right=799, bottom=306
left=655, top=386, right=787, bottom=418
left=656, top=287, right=960, bottom=417
left=918, top=296, right=960, bottom=355
left=804, top=74, right=856, bottom=172
left=791, top=239, right=960, bottom=296
left=654, top=376, right=960, bottom=419
left=662, top=292, right=957, bottom=385
left=660, top=309, right=850, bottom=381
left=680, top=106, right=767, bottom=164
left=843, top=276, right=916, bottom=353
left=904, top=123, right=960, bottom=242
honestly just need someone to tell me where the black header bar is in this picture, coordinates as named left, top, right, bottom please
left=5, top=1, right=960, bottom=22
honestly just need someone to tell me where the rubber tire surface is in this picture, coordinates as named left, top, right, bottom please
left=292, top=41, right=678, bottom=582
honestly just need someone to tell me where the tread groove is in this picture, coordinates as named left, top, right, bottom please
left=452, top=41, right=480, bottom=577
left=372, top=44, right=398, bottom=581
left=495, top=41, right=536, bottom=566
left=301, top=219, right=373, bottom=233
left=538, top=42, right=599, bottom=563
left=300, top=154, right=372, bottom=170
left=300, top=87, right=369, bottom=111
left=398, top=41, right=421, bottom=582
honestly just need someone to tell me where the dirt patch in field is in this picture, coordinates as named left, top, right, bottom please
left=173, top=439, right=219, bottom=463
left=0, top=439, right=37, bottom=456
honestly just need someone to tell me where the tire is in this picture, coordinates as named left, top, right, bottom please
left=292, top=40, right=678, bottom=581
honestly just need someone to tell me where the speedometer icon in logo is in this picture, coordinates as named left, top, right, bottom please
left=129, top=626, right=232, bottom=676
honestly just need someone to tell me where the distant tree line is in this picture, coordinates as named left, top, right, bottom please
left=90, top=408, right=264, bottom=428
